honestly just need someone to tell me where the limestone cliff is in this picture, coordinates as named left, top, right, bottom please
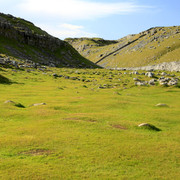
left=65, top=26, right=180, bottom=68
left=0, top=13, right=98, bottom=68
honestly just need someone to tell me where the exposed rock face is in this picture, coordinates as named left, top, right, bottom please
left=66, top=26, right=180, bottom=69
left=115, top=61, right=180, bottom=72
left=0, top=16, right=62, bottom=51
left=0, top=13, right=98, bottom=68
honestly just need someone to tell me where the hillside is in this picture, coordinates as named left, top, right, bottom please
left=0, top=13, right=98, bottom=68
left=65, top=26, right=180, bottom=68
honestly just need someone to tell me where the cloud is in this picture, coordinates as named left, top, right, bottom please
left=0, top=0, right=152, bottom=39
left=38, top=23, right=98, bottom=39
left=18, top=0, right=150, bottom=20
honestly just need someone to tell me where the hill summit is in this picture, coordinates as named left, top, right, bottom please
left=65, top=26, right=180, bottom=69
left=0, top=13, right=98, bottom=68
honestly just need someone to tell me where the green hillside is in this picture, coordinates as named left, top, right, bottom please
left=0, top=13, right=98, bottom=68
left=65, top=26, right=180, bottom=68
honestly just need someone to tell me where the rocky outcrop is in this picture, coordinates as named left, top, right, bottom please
left=0, top=14, right=63, bottom=51
left=0, top=13, right=98, bottom=68
left=66, top=26, right=180, bottom=69
left=115, top=61, right=180, bottom=72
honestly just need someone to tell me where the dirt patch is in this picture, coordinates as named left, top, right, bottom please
left=111, top=124, right=127, bottom=130
left=63, top=117, right=96, bottom=123
left=63, top=117, right=79, bottom=121
left=86, top=119, right=97, bottom=122
left=19, top=149, right=52, bottom=156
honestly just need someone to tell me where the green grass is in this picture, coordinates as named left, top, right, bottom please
left=0, top=66, right=180, bottom=179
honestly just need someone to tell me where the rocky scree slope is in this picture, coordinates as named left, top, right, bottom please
left=0, top=13, right=98, bottom=68
left=65, top=26, right=180, bottom=69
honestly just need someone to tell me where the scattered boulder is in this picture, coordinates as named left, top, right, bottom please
left=149, top=79, right=156, bottom=85
left=158, top=77, right=178, bottom=86
left=133, top=78, right=140, bottom=81
left=4, top=100, right=25, bottom=108
left=4, top=100, right=15, bottom=104
left=52, top=73, right=58, bottom=77
left=155, top=103, right=168, bottom=107
left=135, top=81, right=147, bottom=86
left=138, top=123, right=161, bottom=131
left=161, top=72, right=167, bottom=76
left=30, top=103, right=46, bottom=107
left=168, top=79, right=178, bottom=86
left=145, top=72, right=154, bottom=78
left=132, top=71, right=139, bottom=75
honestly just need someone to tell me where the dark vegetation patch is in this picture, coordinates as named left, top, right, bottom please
left=19, top=149, right=52, bottom=156
left=0, top=74, right=12, bottom=84
left=138, top=124, right=161, bottom=132
left=111, top=124, right=127, bottom=130
left=175, top=82, right=180, bottom=88
left=14, top=103, right=25, bottom=108
left=64, top=117, right=97, bottom=123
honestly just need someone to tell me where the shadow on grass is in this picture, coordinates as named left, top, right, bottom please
left=139, top=124, right=161, bottom=132
left=0, top=74, right=12, bottom=84
left=14, top=103, right=26, bottom=108
left=175, top=82, right=180, bottom=88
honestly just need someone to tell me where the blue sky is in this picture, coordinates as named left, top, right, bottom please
left=0, top=0, right=180, bottom=40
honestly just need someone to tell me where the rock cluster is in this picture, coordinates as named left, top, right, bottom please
left=0, top=56, right=48, bottom=69
left=158, top=77, right=178, bottom=86
left=131, top=70, right=179, bottom=86
left=116, top=61, right=180, bottom=72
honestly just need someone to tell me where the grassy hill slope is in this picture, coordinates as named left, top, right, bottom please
left=0, top=13, right=98, bottom=68
left=65, top=26, right=180, bottom=68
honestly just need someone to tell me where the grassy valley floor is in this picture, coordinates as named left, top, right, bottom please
left=0, top=67, right=180, bottom=179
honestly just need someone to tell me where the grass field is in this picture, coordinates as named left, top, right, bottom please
left=0, top=66, right=180, bottom=179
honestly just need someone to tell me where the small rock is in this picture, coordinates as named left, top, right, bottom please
left=149, top=79, right=156, bottom=85
left=155, top=103, right=168, bottom=107
left=168, top=79, right=178, bottom=86
left=133, top=78, right=140, bottom=81
left=138, top=123, right=150, bottom=127
left=135, top=81, right=147, bottom=86
left=132, top=71, right=139, bottom=75
left=161, top=72, right=167, bottom=76
left=145, top=72, right=154, bottom=78
left=30, top=103, right=46, bottom=106
left=52, top=73, right=58, bottom=77
left=138, top=123, right=161, bottom=131
left=4, top=100, right=15, bottom=104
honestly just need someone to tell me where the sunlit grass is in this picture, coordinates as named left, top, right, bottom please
left=0, top=67, right=180, bottom=179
